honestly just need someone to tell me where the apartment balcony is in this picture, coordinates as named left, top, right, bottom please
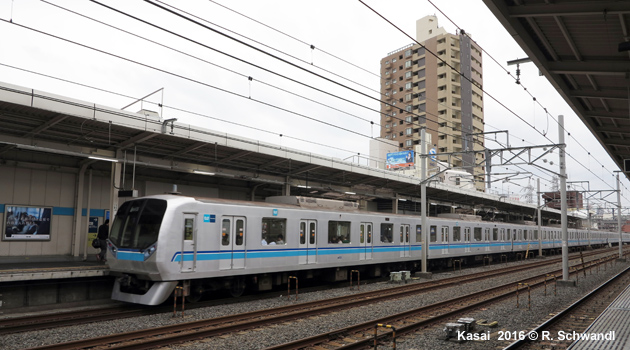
left=385, top=128, right=393, bottom=133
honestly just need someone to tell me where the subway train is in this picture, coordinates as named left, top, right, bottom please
left=106, top=195, right=629, bottom=305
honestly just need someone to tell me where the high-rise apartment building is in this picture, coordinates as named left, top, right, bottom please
left=380, top=16, right=485, bottom=191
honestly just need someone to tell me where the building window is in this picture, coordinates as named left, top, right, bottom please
left=392, top=58, right=397, bottom=63
left=405, top=82, right=412, bottom=90
left=405, top=60, right=412, bottom=68
left=405, top=49, right=412, bottom=57
left=393, top=68, right=397, bottom=73
left=405, top=71, right=412, bottom=79
left=405, top=105, right=412, bottom=112
left=405, top=139, right=413, bottom=147
left=406, top=128, right=413, bottom=135
left=405, top=93, right=412, bottom=101
left=405, top=116, right=413, bottom=123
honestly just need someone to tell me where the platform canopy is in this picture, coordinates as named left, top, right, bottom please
left=483, top=0, right=630, bottom=180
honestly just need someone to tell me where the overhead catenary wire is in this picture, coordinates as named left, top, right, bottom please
left=360, top=0, right=626, bottom=200
left=425, top=0, right=627, bottom=195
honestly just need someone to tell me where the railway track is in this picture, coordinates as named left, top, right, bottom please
left=20, top=249, right=623, bottom=350
left=0, top=247, right=612, bottom=335
left=502, top=265, right=630, bottom=349
left=264, top=254, right=625, bottom=350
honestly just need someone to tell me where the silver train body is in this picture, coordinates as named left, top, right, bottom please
left=106, top=195, right=629, bottom=305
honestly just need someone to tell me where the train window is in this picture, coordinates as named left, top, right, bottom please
left=523, top=230, right=528, bottom=240
left=184, top=218, right=194, bottom=241
left=366, top=223, right=372, bottom=244
left=110, top=199, right=166, bottom=249
left=235, top=219, right=244, bottom=246
left=464, top=227, right=470, bottom=242
left=453, top=226, right=461, bottom=242
left=500, top=228, right=505, bottom=241
left=416, top=225, right=422, bottom=242
left=300, top=222, right=306, bottom=244
left=221, top=219, right=230, bottom=246
left=262, top=218, right=286, bottom=245
left=310, top=222, right=316, bottom=244
left=329, top=221, right=351, bottom=244
left=485, top=228, right=490, bottom=241
left=533, top=230, right=538, bottom=240
left=507, top=229, right=511, bottom=241
left=493, top=228, right=498, bottom=241
left=400, top=224, right=410, bottom=243
left=474, top=227, right=482, bottom=241
left=380, top=223, right=393, bottom=243
left=441, top=226, right=448, bottom=243
left=430, top=226, right=437, bottom=242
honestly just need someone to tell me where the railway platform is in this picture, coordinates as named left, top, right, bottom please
left=0, top=258, right=113, bottom=314
left=569, top=283, right=630, bottom=350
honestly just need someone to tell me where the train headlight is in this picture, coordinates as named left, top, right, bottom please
left=108, top=241, right=117, bottom=259
left=143, top=243, right=157, bottom=261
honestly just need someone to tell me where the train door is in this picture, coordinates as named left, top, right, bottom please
left=484, top=228, right=491, bottom=251
left=441, top=226, right=449, bottom=254
left=220, top=216, right=246, bottom=270
left=507, top=229, right=512, bottom=250
left=299, top=220, right=317, bottom=264
left=464, top=227, right=471, bottom=253
left=181, top=213, right=197, bottom=273
left=500, top=228, right=506, bottom=251
left=400, top=224, right=410, bottom=257
left=360, top=222, right=373, bottom=260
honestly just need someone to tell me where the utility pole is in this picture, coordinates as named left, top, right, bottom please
left=615, top=171, right=626, bottom=261
left=558, top=115, right=572, bottom=285
left=419, top=128, right=431, bottom=277
left=537, top=178, right=542, bottom=257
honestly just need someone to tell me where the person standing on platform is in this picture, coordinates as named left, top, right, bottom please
left=97, top=219, right=109, bottom=262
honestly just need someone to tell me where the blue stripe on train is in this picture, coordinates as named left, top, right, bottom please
left=116, top=240, right=594, bottom=262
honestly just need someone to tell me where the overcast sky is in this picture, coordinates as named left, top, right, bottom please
left=1, top=0, right=628, bottom=210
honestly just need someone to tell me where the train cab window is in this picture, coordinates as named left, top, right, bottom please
left=415, top=225, right=422, bottom=242
left=110, top=199, right=167, bottom=249
left=262, top=218, right=286, bottom=245
left=380, top=223, right=393, bottom=243
left=430, top=226, right=437, bottom=242
left=474, top=227, right=482, bottom=241
left=453, top=226, right=461, bottom=242
left=493, top=228, right=498, bottom=241
left=329, top=221, right=351, bottom=244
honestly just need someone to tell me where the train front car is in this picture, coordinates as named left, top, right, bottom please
left=108, top=195, right=185, bottom=305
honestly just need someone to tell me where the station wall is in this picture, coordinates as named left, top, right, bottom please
left=0, top=165, right=111, bottom=260
left=0, top=163, right=242, bottom=260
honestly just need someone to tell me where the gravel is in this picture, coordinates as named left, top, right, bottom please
left=1, top=252, right=627, bottom=350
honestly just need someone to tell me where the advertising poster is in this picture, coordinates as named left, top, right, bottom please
left=3, top=205, right=52, bottom=241
left=88, top=216, right=99, bottom=248
left=386, top=150, right=415, bottom=169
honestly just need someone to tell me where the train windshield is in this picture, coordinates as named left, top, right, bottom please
left=110, top=199, right=167, bottom=249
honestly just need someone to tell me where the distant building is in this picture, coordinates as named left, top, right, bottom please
left=542, top=191, right=584, bottom=209
left=379, top=15, right=485, bottom=191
